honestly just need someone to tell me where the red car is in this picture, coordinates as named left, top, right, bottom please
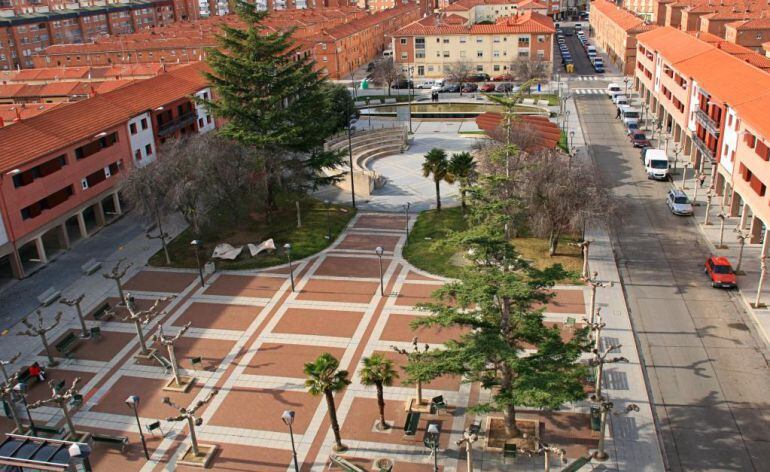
left=479, top=83, right=496, bottom=92
left=704, top=256, right=737, bottom=288
left=492, top=74, right=514, bottom=82
left=630, top=132, right=651, bottom=148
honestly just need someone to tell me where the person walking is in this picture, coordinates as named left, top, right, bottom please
left=615, top=108, right=621, bottom=119
left=698, top=172, right=706, bottom=188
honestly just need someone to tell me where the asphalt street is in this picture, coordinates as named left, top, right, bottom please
left=576, top=86, right=770, bottom=471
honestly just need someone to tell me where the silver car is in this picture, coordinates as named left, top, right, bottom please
left=666, top=189, right=693, bottom=216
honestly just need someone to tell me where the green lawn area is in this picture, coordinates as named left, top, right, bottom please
left=148, top=197, right=356, bottom=270
left=558, top=131, right=569, bottom=152
left=403, top=207, right=469, bottom=278
left=403, top=206, right=582, bottom=283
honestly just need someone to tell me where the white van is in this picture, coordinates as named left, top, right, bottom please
left=620, top=105, right=641, bottom=126
left=607, top=83, right=622, bottom=98
left=644, top=149, right=669, bottom=180
left=417, top=80, right=437, bottom=89
left=430, top=78, right=445, bottom=92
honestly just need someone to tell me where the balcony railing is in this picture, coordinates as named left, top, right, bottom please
left=157, top=112, right=197, bottom=137
left=694, top=108, right=720, bottom=137
left=693, top=134, right=715, bottom=163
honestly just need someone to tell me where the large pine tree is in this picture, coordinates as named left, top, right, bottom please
left=202, top=1, right=348, bottom=211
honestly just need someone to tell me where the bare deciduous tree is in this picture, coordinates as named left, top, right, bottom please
left=16, top=310, right=62, bottom=367
left=122, top=162, right=174, bottom=264
left=371, top=58, right=402, bottom=96
left=521, top=153, right=616, bottom=255
left=511, top=57, right=549, bottom=91
left=445, top=60, right=475, bottom=95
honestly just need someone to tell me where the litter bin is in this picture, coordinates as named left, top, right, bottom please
left=590, top=405, right=601, bottom=431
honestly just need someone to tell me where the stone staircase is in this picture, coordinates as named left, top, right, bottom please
left=323, top=125, right=409, bottom=197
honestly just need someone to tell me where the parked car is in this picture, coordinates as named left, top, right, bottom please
left=495, top=82, right=514, bottom=92
left=626, top=122, right=641, bottom=135
left=564, top=28, right=574, bottom=36
left=440, top=83, right=461, bottom=93
left=492, top=74, right=514, bottom=81
left=461, top=83, right=478, bottom=93
left=666, top=189, right=694, bottom=216
left=468, top=73, right=490, bottom=82
left=392, top=79, right=413, bottom=89
left=479, top=83, right=496, bottom=92
left=593, top=63, right=605, bottom=73
left=704, top=256, right=737, bottom=288
left=630, top=132, right=651, bottom=148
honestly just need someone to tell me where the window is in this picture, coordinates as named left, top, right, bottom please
left=443, top=51, right=449, bottom=58
left=75, top=132, right=118, bottom=160
left=415, top=37, right=425, bottom=49
left=476, top=65, right=483, bottom=71
left=493, top=50, right=500, bottom=58
left=476, top=38, right=483, bottom=43
left=537, top=50, right=545, bottom=59
left=322, top=56, right=327, bottom=62
left=145, top=144, right=153, bottom=156
left=140, top=118, right=148, bottom=130
left=400, top=38, right=407, bottom=45
left=537, top=35, right=545, bottom=43
left=129, top=122, right=137, bottom=134
left=459, top=50, right=466, bottom=58
left=494, top=65, right=500, bottom=71
left=134, top=149, right=142, bottom=161
left=206, top=115, right=212, bottom=124
left=459, top=37, right=467, bottom=43
left=518, top=51, right=529, bottom=58
left=494, top=36, right=500, bottom=43
left=417, top=65, right=424, bottom=75
left=401, top=52, right=408, bottom=60
left=518, top=36, right=530, bottom=47
left=416, top=51, right=425, bottom=59
left=442, top=38, right=449, bottom=44
left=477, top=51, right=483, bottom=58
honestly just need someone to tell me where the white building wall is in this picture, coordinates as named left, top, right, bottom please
left=126, top=112, right=157, bottom=168
left=720, top=107, right=739, bottom=175
left=194, top=88, right=216, bottom=134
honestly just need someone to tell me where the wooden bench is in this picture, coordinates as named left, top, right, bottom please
left=328, top=455, right=365, bottom=472
left=403, top=411, right=420, bottom=437
left=37, top=288, right=61, bottom=306
left=80, top=259, right=102, bottom=276
left=55, top=332, right=81, bottom=358
left=92, top=302, right=112, bottom=321
left=92, top=433, right=128, bottom=452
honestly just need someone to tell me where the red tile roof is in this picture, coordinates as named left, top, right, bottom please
left=0, top=103, right=66, bottom=127
left=591, top=0, right=652, bottom=33
left=0, top=62, right=209, bottom=172
left=475, top=113, right=560, bottom=150
left=395, top=10, right=554, bottom=36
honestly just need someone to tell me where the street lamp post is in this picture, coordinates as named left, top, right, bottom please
left=734, top=229, right=748, bottom=274
left=704, top=191, right=714, bottom=225
left=426, top=423, right=440, bottom=472
left=404, top=202, right=411, bottom=238
left=324, top=200, right=332, bottom=240
left=681, top=162, right=690, bottom=189
left=282, top=410, right=299, bottom=472
left=284, top=243, right=295, bottom=292
left=456, top=428, right=478, bottom=472
left=190, top=240, right=204, bottom=287
left=755, top=256, right=767, bottom=308
left=717, top=213, right=727, bottom=248
left=126, top=395, right=150, bottom=460
left=403, top=66, right=414, bottom=134
left=347, top=118, right=357, bottom=209
left=13, top=382, right=36, bottom=436
left=375, top=246, right=384, bottom=296
left=569, top=130, right=575, bottom=151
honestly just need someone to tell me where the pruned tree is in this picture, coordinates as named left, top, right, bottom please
left=445, top=60, right=475, bottom=95
left=448, top=151, right=477, bottom=210
left=103, top=258, right=132, bottom=303
left=422, top=148, right=454, bottom=211
left=109, top=294, right=171, bottom=356
left=392, top=338, right=435, bottom=406
left=163, top=388, right=218, bottom=458
left=59, top=294, right=89, bottom=338
left=28, top=378, right=81, bottom=439
left=121, top=162, right=174, bottom=264
left=521, top=154, right=615, bottom=255
left=0, top=352, right=21, bottom=382
left=17, top=310, right=62, bottom=367
left=371, top=57, right=402, bottom=97
left=511, top=57, right=549, bottom=91
left=153, top=322, right=192, bottom=387
left=0, top=373, right=24, bottom=432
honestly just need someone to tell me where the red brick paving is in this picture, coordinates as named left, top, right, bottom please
left=395, top=283, right=442, bottom=306
left=406, top=271, right=442, bottom=281
left=43, top=329, right=134, bottom=362
left=85, top=297, right=172, bottom=322
left=538, top=290, right=586, bottom=314
left=330, top=457, right=441, bottom=472
left=149, top=336, right=236, bottom=372
left=123, top=271, right=196, bottom=293
left=243, top=343, right=346, bottom=378
left=209, top=389, right=321, bottom=433
left=379, top=314, right=468, bottom=344
left=90, top=376, right=204, bottom=419
left=336, top=233, right=401, bottom=252
left=173, top=302, right=259, bottom=331
left=272, top=308, right=363, bottom=338
left=26, top=368, right=97, bottom=403
left=353, top=215, right=405, bottom=230
left=175, top=443, right=293, bottom=472
left=204, top=274, right=286, bottom=298
left=89, top=428, right=165, bottom=472
left=296, top=279, right=378, bottom=304
left=372, top=350, right=462, bottom=391
left=537, top=411, right=599, bottom=457
left=315, top=255, right=391, bottom=278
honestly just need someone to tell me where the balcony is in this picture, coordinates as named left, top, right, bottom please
left=157, top=112, right=197, bottom=137
left=694, top=108, right=720, bottom=137
left=693, top=134, right=715, bottom=163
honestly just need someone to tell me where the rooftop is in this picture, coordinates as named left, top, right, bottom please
left=395, top=10, right=554, bottom=36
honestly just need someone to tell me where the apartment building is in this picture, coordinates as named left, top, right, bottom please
left=358, top=0, right=432, bottom=15
left=635, top=26, right=770, bottom=248
left=393, top=10, right=554, bottom=79
left=443, top=0, right=551, bottom=20
left=589, top=0, right=654, bottom=75
left=724, top=19, right=770, bottom=52
left=623, top=0, right=655, bottom=21
left=0, top=61, right=215, bottom=280
left=0, top=0, right=184, bottom=70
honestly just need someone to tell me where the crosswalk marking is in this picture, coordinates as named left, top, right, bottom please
left=572, top=88, right=605, bottom=95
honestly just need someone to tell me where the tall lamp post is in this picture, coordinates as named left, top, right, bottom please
left=190, top=240, right=204, bottom=287
left=324, top=200, right=332, bottom=240
left=284, top=243, right=295, bottom=292
left=125, top=395, right=150, bottom=460
left=426, top=423, right=440, bottom=472
left=404, top=202, right=411, bottom=238
left=346, top=115, right=357, bottom=209
left=282, top=410, right=299, bottom=472
left=13, top=382, right=37, bottom=436
left=375, top=246, right=385, bottom=296
left=403, top=66, right=414, bottom=133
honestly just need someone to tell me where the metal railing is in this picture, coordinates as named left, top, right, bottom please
left=692, top=134, right=715, bottom=163
left=157, top=112, right=197, bottom=137
left=694, top=108, right=720, bottom=137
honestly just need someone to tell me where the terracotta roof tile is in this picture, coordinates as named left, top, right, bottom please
left=638, top=27, right=713, bottom=63
left=0, top=103, right=66, bottom=127
left=591, top=0, right=649, bottom=32
left=396, top=10, right=554, bottom=36
left=475, top=112, right=560, bottom=150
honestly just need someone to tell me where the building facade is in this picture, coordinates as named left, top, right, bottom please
left=589, top=0, right=654, bottom=75
left=393, top=10, right=554, bottom=79
left=0, top=62, right=214, bottom=280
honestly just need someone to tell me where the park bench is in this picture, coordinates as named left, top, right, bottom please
left=328, top=455, right=365, bottom=472
left=34, top=424, right=64, bottom=437
left=37, top=288, right=61, bottom=306
left=54, top=332, right=81, bottom=358
left=521, top=98, right=536, bottom=105
left=52, top=379, right=66, bottom=393
left=402, top=411, right=420, bottom=438
left=354, top=101, right=366, bottom=107
left=89, top=326, right=101, bottom=340
left=92, top=433, right=128, bottom=452
left=562, top=454, right=593, bottom=471
left=429, top=395, right=447, bottom=415
left=383, top=98, right=397, bottom=104
left=80, top=259, right=102, bottom=276
left=69, top=394, right=83, bottom=408
left=91, top=302, right=113, bottom=321
left=537, top=99, right=551, bottom=107
left=503, top=443, right=517, bottom=462
left=17, top=363, right=44, bottom=387
left=146, top=420, right=165, bottom=437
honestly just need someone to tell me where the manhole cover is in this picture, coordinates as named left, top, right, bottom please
left=727, top=322, right=750, bottom=331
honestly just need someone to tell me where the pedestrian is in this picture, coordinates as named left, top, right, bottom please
left=615, top=108, right=621, bottom=119
left=698, top=172, right=706, bottom=188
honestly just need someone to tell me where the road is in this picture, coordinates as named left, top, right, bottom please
left=576, top=86, right=770, bottom=470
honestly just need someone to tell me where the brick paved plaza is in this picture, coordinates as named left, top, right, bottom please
left=0, top=213, right=599, bottom=471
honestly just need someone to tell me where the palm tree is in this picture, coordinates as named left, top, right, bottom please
left=422, top=148, right=454, bottom=211
left=359, top=354, right=398, bottom=430
left=449, top=151, right=477, bottom=210
left=304, top=353, right=351, bottom=451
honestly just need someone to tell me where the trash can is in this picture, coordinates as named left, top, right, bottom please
left=590, top=405, right=601, bottom=431
left=361, top=78, right=369, bottom=90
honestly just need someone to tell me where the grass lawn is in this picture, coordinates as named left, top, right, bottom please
left=558, top=131, right=569, bottom=153
left=511, top=236, right=583, bottom=283
left=403, top=207, right=468, bottom=278
left=148, top=197, right=356, bottom=270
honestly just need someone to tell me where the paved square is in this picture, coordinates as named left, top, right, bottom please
left=352, top=215, right=406, bottom=230
left=173, top=302, right=260, bottom=331
left=296, top=279, right=378, bottom=303
left=209, top=389, right=321, bottom=433
left=204, top=274, right=286, bottom=298
left=123, top=270, right=196, bottom=293
left=243, top=343, right=346, bottom=378
left=90, top=376, right=204, bottom=418
left=43, top=329, right=134, bottom=362
left=315, top=255, right=392, bottom=278
left=336, top=233, right=401, bottom=252
left=175, top=444, right=293, bottom=472
left=379, top=313, right=469, bottom=343
left=25, top=368, right=97, bottom=403
left=272, top=308, right=363, bottom=337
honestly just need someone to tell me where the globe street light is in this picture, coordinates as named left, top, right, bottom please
left=282, top=410, right=299, bottom=472
left=190, top=240, right=204, bottom=287
left=375, top=246, right=384, bottom=296
left=125, top=395, right=150, bottom=460
left=284, top=243, right=295, bottom=292
left=426, top=423, right=440, bottom=472
left=13, top=382, right=36, bottom=436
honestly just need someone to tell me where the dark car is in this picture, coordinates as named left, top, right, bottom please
left=479, top=83, right=496, bottom=92
left=392, top=79, right=413, bottom=89
left=468, top=73, right=490, bottom=82
left=461, top=83, right=478, bottom=93
left=495, top=82, right=513, bottom=92
left=630, top=132, right=651, bottom=148
left=440, top=83, right=461, bottom=93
